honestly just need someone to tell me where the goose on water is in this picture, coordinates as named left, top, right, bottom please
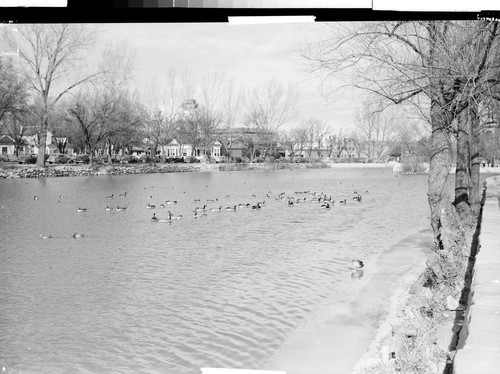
left=226, top=205, right=237, bottom=211
left=119, top=192, right=127, bottom=197
left=77, top=207, right=87, bottom=212
left=352, top=259, right=364, bottom=269
left=195, top=205, right=208, bottom=212
left=168, top=211, right=183, bottom=220
left=116, top=206, right=126, bottom=211
left=105, top=206, right=112, bottom=211
left=40, top=234, right=52, bottom=239
left=72, top=233, right=84, bottom=238
left=210, top=206, right=222, bottom=212
left=106, top=194, right=114, bottom=199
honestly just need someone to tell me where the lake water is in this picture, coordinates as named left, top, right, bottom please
left=0, top=167, right=433, bottom=374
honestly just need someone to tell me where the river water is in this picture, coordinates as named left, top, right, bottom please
left=0, top=167, right=432, bottom=374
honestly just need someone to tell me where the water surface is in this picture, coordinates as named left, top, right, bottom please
left=0, top=167, right=431, bottom=373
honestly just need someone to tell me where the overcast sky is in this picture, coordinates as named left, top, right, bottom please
left=98, top=22, right=360, bottom=133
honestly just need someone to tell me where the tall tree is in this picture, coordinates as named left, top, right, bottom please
left=66, top=88, right=122, bottom=166
left=302, top=21, right=478, bottom=241
left=142, top=70, right=184, bottom=165
left=2, top=24, right=102, bottom=167
left=0, top=58, right=27, bottom=131
left=243, top=79, right=300, bottom=159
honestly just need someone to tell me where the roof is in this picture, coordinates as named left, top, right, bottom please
left=0, top=135, right=14, bottom=145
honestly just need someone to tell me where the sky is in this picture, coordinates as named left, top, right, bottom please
left=96, top=22, right=361, bottom=133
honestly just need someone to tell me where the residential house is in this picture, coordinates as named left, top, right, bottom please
left=0, top=135, right=15, bottom=156
left=21, top=127, right=74, bottom=155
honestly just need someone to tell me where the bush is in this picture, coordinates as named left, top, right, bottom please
left=184, top=156, right=200, bottom=163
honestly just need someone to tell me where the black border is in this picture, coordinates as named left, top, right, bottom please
left=1, top=4, right=498, bottom=23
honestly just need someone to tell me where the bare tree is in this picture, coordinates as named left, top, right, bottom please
left=301, top=21, right=492, bottom=240
left=2, top=24, right=103, bottom=167
left=243, top=79, right=300, bottom=159
left=66, top=88, right=122, bottom=166
left=141, top=70, right=184, bottom=164
left=0, top=58, right=27, bottom=132
left=221, top=78, right=243, bottom=161
left=325, top=133, right=338, bottom=158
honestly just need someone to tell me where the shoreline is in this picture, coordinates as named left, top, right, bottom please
left=0, top=161, right=391, bottom=179
left=264, top=227, right=433, bottom=374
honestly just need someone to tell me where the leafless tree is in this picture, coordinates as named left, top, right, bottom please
left=243, top=79, right=300, bottom=159
left=2, top=24, right=104, bottom=167
left=221, top=78, right=243, bottom=161
left=301, top=21, right=500, bottom=240
left=142, top=70, right=184, bottom=164
left=66, top=88, right=123, bottom=166
left=0, top=58, right=27, bottom=132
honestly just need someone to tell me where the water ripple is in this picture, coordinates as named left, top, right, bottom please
left=0, top=168, right=431, bottom=373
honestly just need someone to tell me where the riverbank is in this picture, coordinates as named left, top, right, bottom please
left=350, top=197, right=488, bottom=373
left=265, top=228, right=433, bottom=374
left=0, top=161, right=390, bottom=179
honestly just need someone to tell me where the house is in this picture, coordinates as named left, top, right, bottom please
left=21, top=127, right=74, bottom=155
left=162, top=138, right=223, bottom=161
left=165, top=138, right=193, bottom=158
left=0, top=135, right=16, bottom=156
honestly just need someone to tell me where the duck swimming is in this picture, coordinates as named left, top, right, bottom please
left=105, top=206, right=112, bottom=211
left=147, top=203, right=156, bottom=209
left=210, top=206, right=222, bottom=212
left=119, top=192, right=127, bottom=197
left=116, top=206, right=126, bottom=211
left=106, top=194, right=114, bottom=199
left=72, top=233, right=84, bottom=238
left=195, top=205, right=207, bottom=212
left=40, top=234, right=52, bottom=239
left=226, top=205, right=237, bottom=211
left=352, top=259, right=364, bottom=269
left=77, top=207, right=87, bottom=212
left=168, top=211, right=183, bottom=220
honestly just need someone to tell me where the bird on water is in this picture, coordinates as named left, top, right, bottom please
left=352, top=259, right=364, bottom=269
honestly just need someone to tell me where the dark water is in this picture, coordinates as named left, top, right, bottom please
left=0, top=167, right=431, bottom=373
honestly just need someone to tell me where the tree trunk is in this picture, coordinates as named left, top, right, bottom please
left=36, top=122, right=47, bottom=167
left=454, top=109, right=471, bottom=208
left=469, top=103, right=481, bottom=215
left=107, top=143, right=113, bottom=164
left=427, top=100, right=453, bottom=241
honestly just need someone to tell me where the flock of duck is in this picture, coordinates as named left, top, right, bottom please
left=37, top=188, right=366, bottom=271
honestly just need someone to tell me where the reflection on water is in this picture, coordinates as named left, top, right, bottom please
left=350, top=269, right=364, bottom=280
left=0, top=167, right=430, bottom=373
